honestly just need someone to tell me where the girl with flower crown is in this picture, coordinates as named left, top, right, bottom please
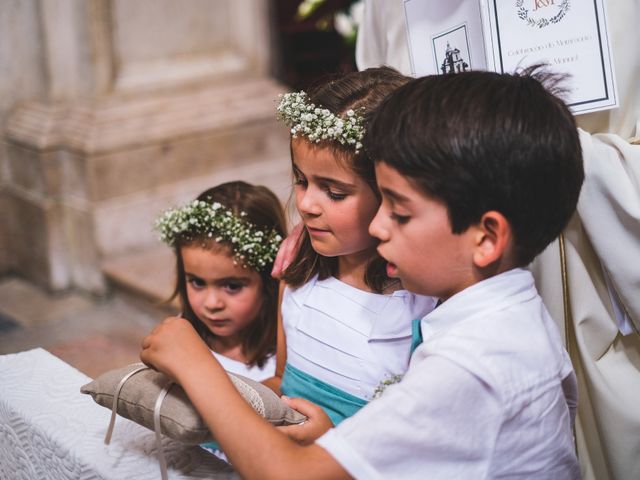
left=266, top=67, right=437, bottom=442
left=144, top=68, right=437, bottom=448
left=154, top=181, right=285, bottom=460
left=154, top=181, right=286, bottom=381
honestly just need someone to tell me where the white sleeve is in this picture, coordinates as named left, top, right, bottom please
left=577, top=130, right=640, bottom=332
left=355, top=0, right=386, bottom=71
left=561, top=371, right=578, bottom=429
left=355, top=0, right=412, bottom=75
left=316, top=355, right=502, bottom=480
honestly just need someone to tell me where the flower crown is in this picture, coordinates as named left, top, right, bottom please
left=154, top=199, right=283, bottom=271
left=276, top=91, right=365, bottom=152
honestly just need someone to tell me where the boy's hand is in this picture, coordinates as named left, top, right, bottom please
left=140, top=316, right=211, bottom=383
left=271, top=222, right=304, bottom=278
left=276, top=396, right=334, bottom=445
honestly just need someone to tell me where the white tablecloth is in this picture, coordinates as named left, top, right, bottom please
left=0, top=348, right=238, bottom=479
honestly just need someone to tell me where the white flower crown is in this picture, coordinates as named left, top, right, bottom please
left=276, top=91, right=365, bottom=152
left=154, top=200, right=283, bottom=271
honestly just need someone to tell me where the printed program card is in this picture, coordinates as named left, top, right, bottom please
left=405, top=0, right=488, bottom=76
left=404, top=0, right=618, bottom=114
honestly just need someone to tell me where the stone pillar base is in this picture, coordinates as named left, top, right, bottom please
left=4, top=77, right=290, bottom=293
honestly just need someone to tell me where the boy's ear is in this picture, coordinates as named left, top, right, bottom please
left=472, top=211, right=512, bottom=268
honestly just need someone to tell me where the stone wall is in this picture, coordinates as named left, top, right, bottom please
left=0, top=148, right=9, bottom=276
left=1, top=0, right=289, bottom=293
left=0, top=0, right=48, bottom=276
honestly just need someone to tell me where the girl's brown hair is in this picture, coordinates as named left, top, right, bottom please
left=282, top=67, right=410, bottom=293
left=171, top=181, right=287, bottom=367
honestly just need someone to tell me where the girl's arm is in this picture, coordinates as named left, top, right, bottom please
left=140, top=317, right=349, bottom=480
left=262, top=281, right=287, bottom=393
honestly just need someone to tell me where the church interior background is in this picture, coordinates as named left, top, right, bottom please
left=0, top=0, right=358, bottom=376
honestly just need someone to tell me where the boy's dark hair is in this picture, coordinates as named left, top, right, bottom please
left=283, top=66, right=410, bottom=291
left=365, top=66, right=584, bottom=266
left=171, top=181, right=287, bottom=368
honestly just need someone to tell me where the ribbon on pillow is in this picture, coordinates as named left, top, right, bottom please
left=104, top=363, right=173, bottom=480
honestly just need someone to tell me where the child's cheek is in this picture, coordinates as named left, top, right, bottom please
left=238, top=289, right=264, bottom=320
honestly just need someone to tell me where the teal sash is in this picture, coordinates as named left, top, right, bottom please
left=280, top=363, right=367, bottom=426
left=410, top=318, right=424, bottom=355
left=200, top=440, right=221, bottom=453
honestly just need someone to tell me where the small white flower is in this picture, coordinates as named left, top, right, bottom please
left=350, top=0, right=364, bottom=26
left=334, top=11, right=355, bottom=39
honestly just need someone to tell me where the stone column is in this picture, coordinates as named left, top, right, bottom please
left=0, top=0, right=47, bottom=279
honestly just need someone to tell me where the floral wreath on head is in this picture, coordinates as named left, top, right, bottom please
left=276, top=91, right=365, bottom=153
left=154, top=199, right=283, bottom=272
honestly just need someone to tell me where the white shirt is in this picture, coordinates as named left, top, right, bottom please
left=317, top=269, right=579, bottom=479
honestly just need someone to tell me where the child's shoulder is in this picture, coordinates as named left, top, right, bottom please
left=284, top=275, right=382, bottom=314
left=211, top=350, right=276, bottom=382
left=283, top=274, right=436, bottom=324
left=416, top=271, right=569, bottom=398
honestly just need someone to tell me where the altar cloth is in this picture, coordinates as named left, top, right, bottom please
left=0, top=348, right=238, bottom=479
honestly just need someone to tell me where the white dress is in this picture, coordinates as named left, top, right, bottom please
left=211, top=350, right=276, bottom=382
left=280, top=275, right=436, bottom=424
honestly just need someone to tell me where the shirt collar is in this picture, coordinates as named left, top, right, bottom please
left=419, top=268, right=538, bottom=339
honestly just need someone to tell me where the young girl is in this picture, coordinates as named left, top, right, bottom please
left=264, top=67, right=437, bottom=437
left=155, top=180, right=286, bottom=382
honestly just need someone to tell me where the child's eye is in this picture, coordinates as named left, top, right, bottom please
left=391, top=212, right=410, bottom=224
left=326, top=188, right=347, bottom=201
left=293, top=173, right=307, bottom=187
left=224, top=282, right=245, bottom=293
left=187, top=277, right=206, bottom=288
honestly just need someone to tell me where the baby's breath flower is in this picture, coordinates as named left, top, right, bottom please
left=154, top=200, right=282, bottom=272
left=276, top=91, right=365, bottom=153
left=372, top=374, right=404, bottom=400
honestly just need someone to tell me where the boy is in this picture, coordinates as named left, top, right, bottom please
left=141, top=67, right=582, bottom=479
left=354, top=6, right=640, bottom=476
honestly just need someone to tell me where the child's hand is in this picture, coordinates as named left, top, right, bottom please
left=276, top=396, right=334, bottom=445
left=271, top=222, right=304, bottom=278
left=140, top=316, right=211, bottom=383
